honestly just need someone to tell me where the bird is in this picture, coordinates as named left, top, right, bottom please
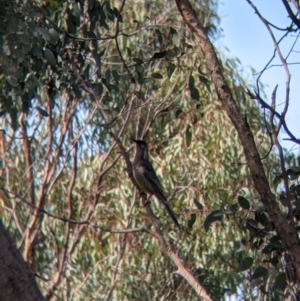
left=132, top=139, right=180, bottom=227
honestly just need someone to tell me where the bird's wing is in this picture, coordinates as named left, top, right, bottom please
left=137, top=160, right=165, bottom=196
left=137, top=161, right=180, bottom=227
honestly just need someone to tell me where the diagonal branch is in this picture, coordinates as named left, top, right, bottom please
left=19, top=113, right=35, bottom=206
left=68, top=38, right=214, bottom=300
left=174, top=0, right=300, bottom=286
left=282, top=0, right=300, bottom=28
left=247, top=90, right=300, bottom=145
left=247, top=0, right=291, bottom=136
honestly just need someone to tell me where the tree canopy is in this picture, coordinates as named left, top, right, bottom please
left=0, top=0, right=300, bottom=300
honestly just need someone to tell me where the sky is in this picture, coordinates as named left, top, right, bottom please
left=217, top=0, right=300, bottom=154
left=216, top=2, right=299, bottom=299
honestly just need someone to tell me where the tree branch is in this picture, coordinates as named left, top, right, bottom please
left=0, top=221, right=44, bottom=301
left=19, top=113, right=35, bottom=206
left=174, top=0, right=300, bottom=286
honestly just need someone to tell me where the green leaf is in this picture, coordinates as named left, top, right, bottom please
left=212, top=210, right=232, bottom=217
left=35, top=27, right=51, bottom=42
left=35, top=106, right=49, bottom=117
left=135, top=65, right=144, bottom=82
left=204, top=210, right=223, bottom=232
left=273, top=272, right=287, bottom=291
left=167, top=63, right=175, bottom=78
left=287, top=167, right=300, bottom=180
left=188, top=213, right=196, bottom=229
left=198, top=64, right=207, bottom=76
left=99, top=48, right=106, bottom=57
left=190, top=88, right=200, bottom=101
left=189, top=75, right=200, bottom=101
left=126, top=47, right=132, bottom=57
left=6, top=76, right=18, bottom=87
left=262, top=243, right=276, bottom=254
left=290, top=166, right=300, bottom=173
left=88, top=0, right=95, bottom=10
left=151, top=73, right=163, bottom=79
left=270, top=241, right=284, bottom=253
left=194, top=199, right=203, bottom=210
left=152, top=51, right=166, bottom=59
left=185, top=125, right=192, bottom=147
left=245, top=218, right=258, bottom=231
left=265, top=256, right=279, bottom=266
left=229, top=203, right=238, bottom=212
left=108, top=84, right=118, bottom=92
left=270, top=235, right=280, bottom=243
left=290, top=184, right=300, bottom=195
left=142, top=77, right=154, bottom=84
left=111, top=70, right=119, bottom=84
left=170, top=28, right=179, bottom=47
left=94, top=83, right=103, bottom=98
left=252, top=238, right=264, bottom=249
left=32, top=45, right=42, bottom=58
left=49, top=28, right=60, bottom=45
left=133, top=58, right=143, bottom=64
left=105, top=70, right=111, bottom=86
left=199, top=76, right=211, bottom=93
left=189, top=75, right=195, bottom=91
left=250, top=279, right=262, bottom=289
left=273, top=174, right=282, bottom=188
left=239, top=257, right=253, bottom=271
left=252, top=266, right=268, bottom=279
left=255, top=210, right=270, bottom=227
left=65, top=19, right=76, bottom=33
left=113, top=7, right=123, bottom=22
left=44, top=49, right=56, bottom=67
left=238, top=196, right=250, bottom=210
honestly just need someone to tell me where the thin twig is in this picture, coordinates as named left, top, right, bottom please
left=0, top=188, right=152, bottom=235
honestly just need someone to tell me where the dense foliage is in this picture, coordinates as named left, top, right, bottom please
left=1, top=0, right=299, bottom=300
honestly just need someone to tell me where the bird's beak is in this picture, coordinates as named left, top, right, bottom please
left=131, top=138, right=138, bottom=143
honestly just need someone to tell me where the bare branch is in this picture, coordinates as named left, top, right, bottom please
left=247, top=90, right=300, bottom=145
left=247, top=0, right=291, bottom=136
left=282, top=0, right=300, bottom=27
left=19, top=113, right=35, bottom=206
left=174, top=0, right=300, bottom=287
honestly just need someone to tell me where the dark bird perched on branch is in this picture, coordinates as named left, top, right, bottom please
left=132, top=139, right=180, bottom=228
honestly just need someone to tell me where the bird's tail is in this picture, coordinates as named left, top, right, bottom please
left=156, top=194, right=180, bottom=228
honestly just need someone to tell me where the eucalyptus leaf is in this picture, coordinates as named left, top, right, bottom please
left=185, top=125, right=192, bottom=147
left=252, top=266, right=268, bottom=279
left=151, top=73, right=163, bottom=79
left=188, top=213, right=196, bottom=229
left=44, top=49, right=56, bottom=67
left=167, top=63, right=175, bottom=78
left=239, top=257, right=253, bottom=271
left=273, top=272, right=287, bottom=291
left=49, top=28, right=59, bottom=45
left=6, top=76, right=19, bottom=87
left=238, top=196, right=250, bottom=210
left=170, top=27, right=179, bottom=47
left=204, top=210, right=223, bottom=232
left=35, top=27, right=51, bottom=42
left=35, top=106, right=49, bottom=117
left=152, top=51, right=166, bottom=59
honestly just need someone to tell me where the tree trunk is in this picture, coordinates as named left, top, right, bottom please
left=0, top=222, right=44, bottom=301
left=174, top=0, right=300, bottom=287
